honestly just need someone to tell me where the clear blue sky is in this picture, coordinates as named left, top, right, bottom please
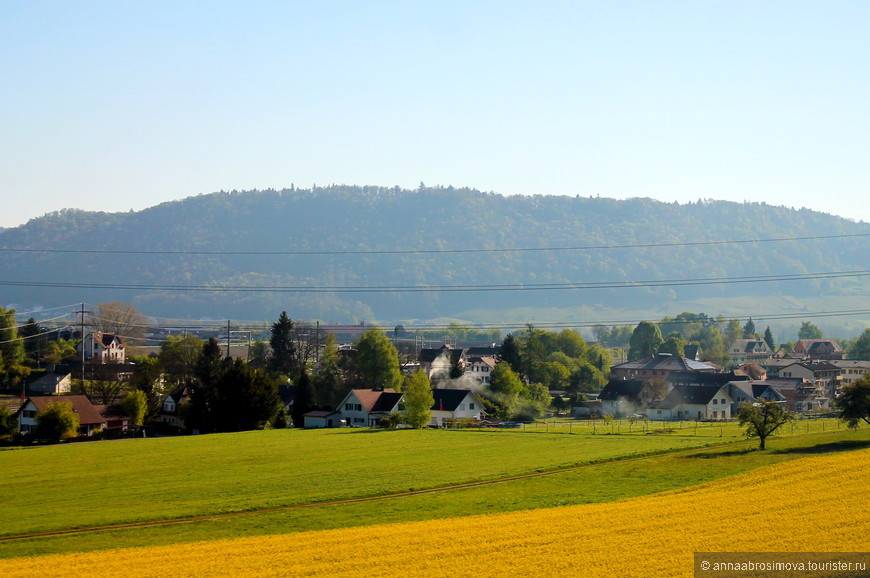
left=2, top=1, right=869, bottom=228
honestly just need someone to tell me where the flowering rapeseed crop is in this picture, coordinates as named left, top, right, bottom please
left=3, top=448, right=868, bottom=577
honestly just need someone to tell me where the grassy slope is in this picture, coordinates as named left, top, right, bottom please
left=1, top=426, right=868, bottom=558
left=0, top=428, right=721, bottom=537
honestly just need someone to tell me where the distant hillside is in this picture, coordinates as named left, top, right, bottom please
left=1, top=186, right=869, bottom=328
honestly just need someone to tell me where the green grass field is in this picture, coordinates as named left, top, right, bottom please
left=1, top=421, right=867, bottom=559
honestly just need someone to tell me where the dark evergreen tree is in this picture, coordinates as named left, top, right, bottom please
left=500, top=333, right=523, bottom=375
left=186, top=338, right=225, bottom=433
left=210, top=359, right=280, bottom=432
left=267, top=311, right=297, bottom=377
left=742, top=317, right=756, bottom=339
left=764, top=326, right=775, bottom=350
left=291, top=369, right=316, bottom=428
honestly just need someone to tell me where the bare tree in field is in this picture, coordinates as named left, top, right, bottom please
left=89, top=301, right=149, bottom=342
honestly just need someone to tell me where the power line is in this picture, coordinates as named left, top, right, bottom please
left=0, top=232, right=868, bottom=256
left=1, top=269, right=868, bottom=293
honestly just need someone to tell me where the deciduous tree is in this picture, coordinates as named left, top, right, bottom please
left=836, top=375, right=870, bottom=429
left=121, top=390, right=148, bottom=427
left=34, top=401, right=79, bottom=443
left=354, top=328, right=402, bottom=391
left=402, top=370, right=434, bottom=429
left=737, top=400, right=793, bottom=450
left=628, top=321, right=663, bottom=360
left=798, top=321, right=824, bottom=340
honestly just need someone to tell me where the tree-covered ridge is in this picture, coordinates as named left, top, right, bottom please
left=2, top=186, right=869, bottom=321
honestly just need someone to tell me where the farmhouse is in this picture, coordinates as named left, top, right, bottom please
left=727, top=339, right=773, bottom=365
left=610, top=353, right=716, bottom=384
left=648, top=384, right=732, bottom=421
left=337, top=388, right=402, bottom=427
left=15, top=395, right=106, bottom=436
left=429, top=388, right=484, bottom=426
left=77, top=332, right=126, bottom=364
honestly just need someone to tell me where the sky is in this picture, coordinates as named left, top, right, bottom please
left=2, top=1, right=869, bottom=228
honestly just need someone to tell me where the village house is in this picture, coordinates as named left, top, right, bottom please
left=464, top=355, right=497, bottom=384
left=792, top=339, right=843, bottom=360
left=160, top=386, right=191, bottom=428
left=727, top=380, right=788, bottom=415
left=727, top=339, right=773, bottom=365
left=15, top=395, right=107, bottom=437
left=767, top=360, right=841, bottom=399
left=429, top=389, right=484, bottom=426
left=27, top=371, right=72, bottom=394
left=76, top=332, right=126, bottom=364
left=648, top=384, right=732, bottom=421
left=418, top=345, right=466, bottom=382
left=610, top=353, right=716, bottom=384
left=598, top=380, right=645, bottom=417
left=831, top=360, right=870, bottom=386
left=336, top=388, right=403, bottom=427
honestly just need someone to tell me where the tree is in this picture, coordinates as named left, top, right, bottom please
left=499, top=333, right=523, bottom=375
left=742, top=317, right=757, bottom=339
left=159, top=336, right=204, bottom=388
left=0, top=307, right=28, bottom=389
left=354, top=328, right=402, bottom=390
left=836, top=375, right=870, bottom=429
left=185, top=337, right=225, bottom=433
left=658, top=334, right=685, bottom=358
left=628, top=321, right=663, bottom=360
left=798, top=321, right=824, bottom=340
left=638, top=380, right=669, bottom=408
left=34, top=401, right=79, bottom=443
left=314, top=334, right=344, bottom=407
left=19, top=318, right=48, bottom=364
left=0, top=406, right=16, bottom=436
left=121, top=390, right=148, bottom=427
left=267, top=311, right=297, bottom=377
left=45, top=339, right=77, bottom=365
left=848, top=329, right=870, bottom=361
left=486, top=361, right=524, bottom=419
left=79, top=362, right=128, bottom=405
left=737, top=400, right=793, bottom=450
left=198, top=358, right=280, bottom=433
left=129, top=355, right=165, bottom=419
left=763, top=326, right=775, bottom=350
left=291, top=369, right=316, bottom=428
left=402, top=370, right=434, bottom=428
left=90, top=301, right=148, bottom=341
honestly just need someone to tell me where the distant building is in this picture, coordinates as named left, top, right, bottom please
left=76, top=332, right=126, bottom=364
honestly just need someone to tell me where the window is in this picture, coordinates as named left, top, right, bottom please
left=469, top=403, right=475, bottom=410
left=712, top=411, right=718, bottom=418
left=712, top=399, right=717, bottom=405
left=355, top=403, right=362, bottom=412
left=345, top=403, right=352, bottom=411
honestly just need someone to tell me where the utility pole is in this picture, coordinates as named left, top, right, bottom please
left=77, top=303, right=88, bottom=385
left=226, top=319, right=231, bottom=359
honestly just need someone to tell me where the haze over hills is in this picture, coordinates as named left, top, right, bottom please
left=1, top=186, right=869, bottom=337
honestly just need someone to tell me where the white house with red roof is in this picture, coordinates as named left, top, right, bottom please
left=15, top=395, right=107, bottom=437
left=337, top=388, right=404, bottom=427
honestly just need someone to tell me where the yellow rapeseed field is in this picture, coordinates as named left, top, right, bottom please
left=4, top=448, right=868, bottom=577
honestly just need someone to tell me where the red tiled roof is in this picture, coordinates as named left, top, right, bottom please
left=24, top=395, right=105, bottom=425
left=351, top=389, right=397, bottom=411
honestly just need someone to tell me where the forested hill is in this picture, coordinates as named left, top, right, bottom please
left=2, top=186, right=869, bottom=323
